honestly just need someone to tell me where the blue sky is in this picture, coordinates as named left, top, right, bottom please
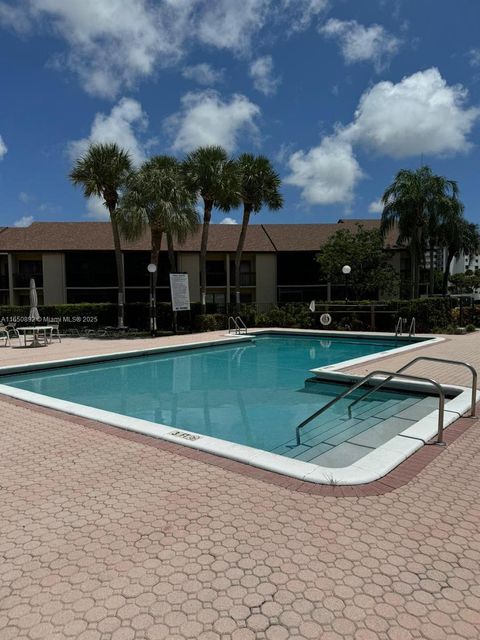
left=1, top=0, right=480, bottom=228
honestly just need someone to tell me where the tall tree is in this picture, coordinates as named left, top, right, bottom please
left=70, top=142, right=132, bottom=328
left=380, top=166, right=459, bottom=298
left=438, top=205, right=480, bottom=294
left=234, top=154, right=283, bottom=307
left=166, top=231, right=176, bottom=273
left=425, top=178, right=459, bottom=295
left=316, top=224, right=400, bottom=299
left=182, top=146, right=240, bottom=313
left=448, top=270, right=480, bottom=296
left=117, top=155, right=199, bottom=289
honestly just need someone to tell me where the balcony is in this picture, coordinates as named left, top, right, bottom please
left=13, top=273, right=43, bottom=288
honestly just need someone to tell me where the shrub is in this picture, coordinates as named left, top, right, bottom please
left=391, top=298, right=454, bottom=333
left=337, top=315, right=365, bottom=331
left=435, top=324, right=465, bottom=335
left=466, top=324, right=476, bottom=333
left=0, top=302, right=174, bottom=331
left=253, top=304, right=313, bottom=329
left=193, top=314, right=226, bottom=332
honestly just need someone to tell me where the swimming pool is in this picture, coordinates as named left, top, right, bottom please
left=0, top=333, right=425, bottom=444
left=0, top=330, right=471, bottom=484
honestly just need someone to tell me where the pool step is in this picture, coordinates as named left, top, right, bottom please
left=275, top=394, right=439, bottom=465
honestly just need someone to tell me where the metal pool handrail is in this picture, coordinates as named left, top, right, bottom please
left=228, top=316, right=240, bottom=334
left=295, top=369, right=446, bottom=446
left=228, top=316, right=247, bottom=335
left=235, top=316, right=247, bottom=334
left=409, top=317, right=416, bottom=336
left=349, top=356, right=477, bottom=418
left=395, top=317, right=403, bottom=336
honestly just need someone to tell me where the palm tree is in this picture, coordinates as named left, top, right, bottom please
left=425, top=177, right=459, bottom=295
left=182, top=146, right=240, bottom=313
left=234, top=154, right=283, bottom=306
left=166, top=231, right=176, bottom=272
left=70, top=142, right=132, bottom=327
left=117, top=155, right=199, bottom=290
left=438, top=205, right=480, bottom=295
left=380, top=166, right=459, bottom=298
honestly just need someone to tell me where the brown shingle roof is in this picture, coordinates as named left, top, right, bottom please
left=262, top=219, right=392, bottom=251
left=0, top=219, right=400, bottom=252
left=0, top=222, right=276, bottom=252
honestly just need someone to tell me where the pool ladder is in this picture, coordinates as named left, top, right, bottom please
left=228, top=316, right=248, bottom=335
left=395, top=317, right=416, bottom=336
left=295, top=356, right=477, bottom=447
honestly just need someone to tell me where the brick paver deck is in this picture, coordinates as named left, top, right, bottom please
left=1, top=331, right=480, bottom=639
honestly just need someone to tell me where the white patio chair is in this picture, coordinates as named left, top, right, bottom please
left=5, top=324, right=21, bottom=346
left=0, top=324, right=10, bottom=346
left=48, top=323, right=61, bottom=343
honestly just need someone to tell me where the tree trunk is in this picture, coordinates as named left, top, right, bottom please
left=199, top=199, right=212, bottom=314
left=234, top=204, right=252, bottom=309
left=167, top=231, right=176, bottom=273
left=443, top=251, right=454, bottom=295
left=150, top=226, right=162, bottom=290
left=429, top=240, right=435, bottom=296
left=149, top=227, right=162, bottom=336
left=109, top=208, right=125, bottom=328
left=412, top=225, right=421, bottom=299
left=410, top=245, right=416, bottom=299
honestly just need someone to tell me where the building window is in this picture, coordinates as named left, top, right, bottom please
left=14, top=260, right=43, bottom=287
left=205, top=292, right=226, bottom=312
left=206, top=260, right=226, bottom=286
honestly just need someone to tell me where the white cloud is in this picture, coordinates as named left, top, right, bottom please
left=182, top=63, right=224, bottom=86
left=69, top=97, right=148, bottom=166
left=285, top=67, right=480, bottom=207
left=0, top=1, right=331, bottom=97
left=19, top=192, right=33, bottom=204
left=13, top=215, right=34, bottom=227
left=196, top=0, right=271, bottom=55
left=0, top=0, right=191, bottom=98
left=249, top=55, right=280, bottom=96
left=219, top=216, right=238, bottom=225
left=168, top=90, right=260, bottom=153
left=341, top=68, right=480, bottom=157
left=0, top=134, right=7, bottom=159
left=85, top=196, right=109, bottom=220
left=0, top=2, right=31, bottom=33
left=368, top=198, right=383, bottom=214
left=320, top=18, right=400, bottom=72
left=282, top=0, right=329, bottom=32
left=469, top=48, right=480, bottom=68
left=285, top=136, right=363, bottom=205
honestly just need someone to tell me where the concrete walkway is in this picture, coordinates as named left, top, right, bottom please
left=1, top=330, right=479, bottom=639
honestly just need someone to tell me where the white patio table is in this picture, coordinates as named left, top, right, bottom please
left=16, top=326, right=53, bottom=348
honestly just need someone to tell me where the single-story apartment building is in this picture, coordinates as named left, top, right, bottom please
left=0, top=219, right=404, bottom=307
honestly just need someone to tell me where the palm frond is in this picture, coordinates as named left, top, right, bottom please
left=237, top=153, right=283, bottom=213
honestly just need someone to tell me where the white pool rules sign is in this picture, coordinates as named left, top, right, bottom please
left=169, top=273, right=191, bottom=312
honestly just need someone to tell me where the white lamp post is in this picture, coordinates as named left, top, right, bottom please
left=147, top=263, right=157, bottom=337
left=342, top=264, right=351, bottom=302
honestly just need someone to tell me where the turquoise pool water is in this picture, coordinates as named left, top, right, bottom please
left=0, top=333, right=428, bottom=455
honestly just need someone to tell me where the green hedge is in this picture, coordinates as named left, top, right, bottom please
left=391, top=298, right=454, bottom=333
left=0, top=302, right=175, bottom=331
left=0, top=297, right=458, bottom=334
left=235, top=298, right=455, bottom=333
left=254, top=304, right=313, bottom=329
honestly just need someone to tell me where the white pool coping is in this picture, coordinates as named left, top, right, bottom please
left=0, top=329, right=475, bottom=485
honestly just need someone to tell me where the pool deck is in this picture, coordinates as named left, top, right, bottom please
left=1, top=330, right=480, bottom=639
